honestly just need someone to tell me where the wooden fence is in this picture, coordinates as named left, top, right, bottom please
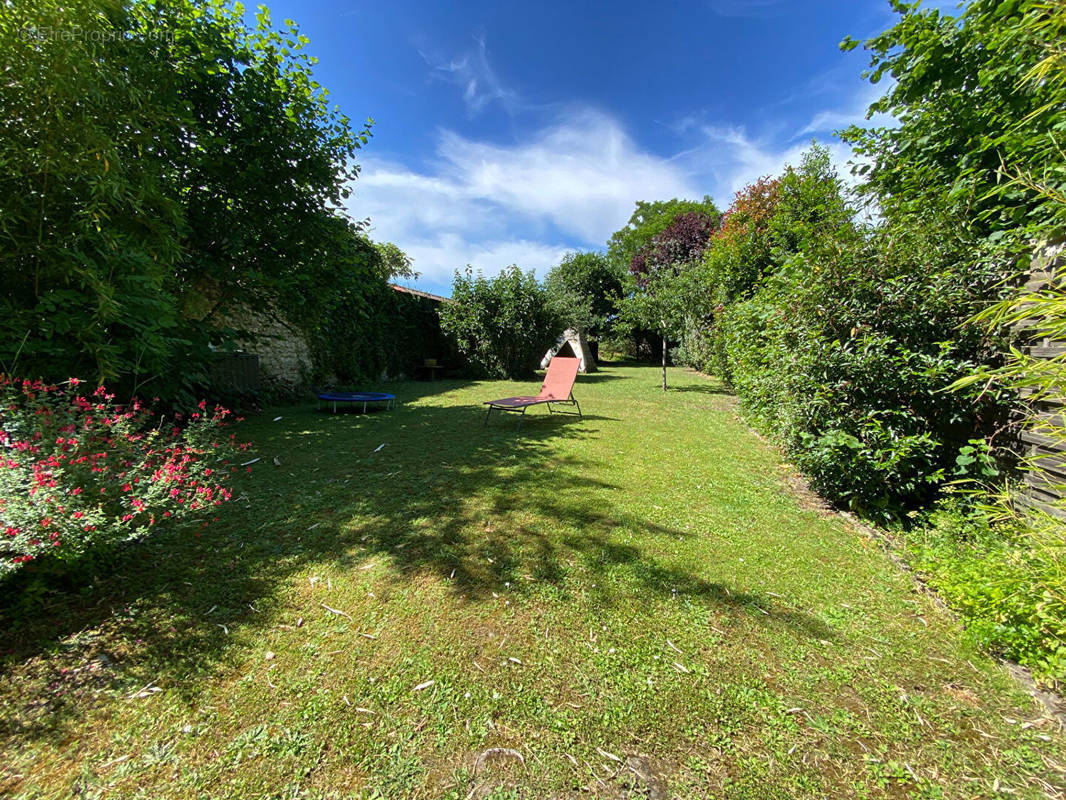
left=1018, top=240, right=1066, bottom=518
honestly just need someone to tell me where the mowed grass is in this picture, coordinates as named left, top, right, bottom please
left=1, top=364, right=1064, bottom=799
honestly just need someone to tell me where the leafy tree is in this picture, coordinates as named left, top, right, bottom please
left=0, top=0, right=184, bottom=389
left=607, top=197, right=720, bottom=272
left=543, top=251, right=623, bottom=340
left=841, top=0, right=1061, bottom=238
left=839, top=0, right=1066, bottom=684
left=618, top=269, right=690, bottom=391
left=375, top=242, right=418, bottom=281
left=624, top=211, right=718, bottom=390
left=946, top=1, right=1066, bottom=524
left=439, top=266, right=556, bottom=379
left=0, top=0, right=372, bottom=402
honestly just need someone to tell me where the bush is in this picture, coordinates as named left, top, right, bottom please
left=0, top=377, right=245, bottom=577
left=440, top=266, right=556, bottom=379
left=716, top=219, right=1010, bottom=519
left=692, top=146, right=1014, bottom=519
left=544, top=251, right=623, bottom=341
left=903, top=498, right=1066, bottom=684
left=0, top=0, right=370, bottom=403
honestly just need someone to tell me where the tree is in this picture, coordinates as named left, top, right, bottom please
left=543, top=251, right=623, bottom=340
left=607, top=197, right=720, bottom=272
left=439, top=266, right=556, bottom=379
left=0, top=0, right=183, bottom=389
left=0, top=0, right=372, bottom=402
left=375, top=242, right=418, bottom=281
left=623, top=211, right=718, bottom=390
left=840, top=0, right=1060, bottom=237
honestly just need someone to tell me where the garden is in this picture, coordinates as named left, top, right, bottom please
left=2, top=0, right=1066, bottom=798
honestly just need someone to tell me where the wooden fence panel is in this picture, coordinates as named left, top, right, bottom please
left=1018, top=241, right=1066, bottom=517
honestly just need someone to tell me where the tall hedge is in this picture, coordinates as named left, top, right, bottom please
left=440, top=267, right=556, bottom=379
left=0, top=0, right=372, bottom=404
left=695, top=148, right=1012, bottom=519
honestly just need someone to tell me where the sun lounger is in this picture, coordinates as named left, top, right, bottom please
left=483, top=357, right=582, bottom=430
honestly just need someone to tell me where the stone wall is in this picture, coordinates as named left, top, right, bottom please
left=214, top=303, right=312, bottom=396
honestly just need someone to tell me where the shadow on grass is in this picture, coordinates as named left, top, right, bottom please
left=563, top=372, right=624, bottom=384
left=668, top=381, right=732, bottom=395
left=0, top=371, right=831, bottom=744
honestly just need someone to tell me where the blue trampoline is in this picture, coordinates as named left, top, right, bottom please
left=317, top=392, right=395, bottom=414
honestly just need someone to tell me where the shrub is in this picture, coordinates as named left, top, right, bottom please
left=903, top=498, right=1066, bottom=684
left=695, top=144, right=1013, bottom=518
left=716, top=219, right=1011, bottom=519
left=0, top=377, right=246, bottom=577
left=439, top=266, right=556, bottom=379
left=544, top=252, right=623, bottom=341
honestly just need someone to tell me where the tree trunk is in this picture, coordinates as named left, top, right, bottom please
left=661, top=333, right=667, bottom=391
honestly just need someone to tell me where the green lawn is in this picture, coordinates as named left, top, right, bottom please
left=2, top=364, right=1063, bottom=799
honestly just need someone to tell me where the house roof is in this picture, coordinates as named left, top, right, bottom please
left=389, top=284, right=453, bottom=304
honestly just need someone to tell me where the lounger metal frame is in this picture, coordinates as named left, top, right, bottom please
left=483, top=392, right=582, bottom=431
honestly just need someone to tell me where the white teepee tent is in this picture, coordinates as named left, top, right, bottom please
left=541, top=329, right=597, bottom=373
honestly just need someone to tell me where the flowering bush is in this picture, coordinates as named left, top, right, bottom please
left=0, top=377, right=248, bottom=576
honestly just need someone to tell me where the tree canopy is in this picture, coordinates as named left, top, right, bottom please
left=543, top=251, right=623, bottom=339
left=0, top=0, right=373, bottom=401
left=606, top=197, right=720, bottom=272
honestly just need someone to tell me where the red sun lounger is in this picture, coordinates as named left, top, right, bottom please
left=483, top=356, right=583, bottom=430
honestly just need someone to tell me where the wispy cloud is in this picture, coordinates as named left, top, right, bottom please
left=796, top=80, right=892, bottom=137
left=351, top=71, right=884, bottom=294
left=350, top=110, right=698, bottom=289
left=689, top=125, right=857, bottom=202
left=420, top=34, right=519, bottom=115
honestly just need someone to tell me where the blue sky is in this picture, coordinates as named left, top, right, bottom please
left=259, top=0, right=958, bottom=296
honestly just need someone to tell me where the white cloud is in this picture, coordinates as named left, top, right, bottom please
left=398, top=234, right=572, bottom=286
left=435, top=111, right=696, bottom=242
left=420, top=34, right=519, bottom=115
left=690, top=125, right=858, bottom=204
left=350, top=110, right=699, bottom=289
left=797, top=80, right=893, bottom=137
left=350, top=76, right=885, bottom=293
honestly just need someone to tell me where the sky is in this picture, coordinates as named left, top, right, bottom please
left=256, top=0, right=960, bottom=297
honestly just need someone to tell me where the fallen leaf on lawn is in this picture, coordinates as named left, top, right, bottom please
left=320, top=602, right=353, bottom=620
left=412, top=680, right=435, bottom=692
